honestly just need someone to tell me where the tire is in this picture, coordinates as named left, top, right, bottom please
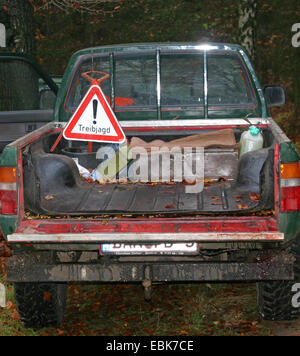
left=256, top=237, right=300, bottom=321
left=14, top=283, right=67, bottom=328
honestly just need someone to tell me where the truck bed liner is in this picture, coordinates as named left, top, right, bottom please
left=39, top=181, right=259, bottom=215
left=23, top=131, right=273, bottom=216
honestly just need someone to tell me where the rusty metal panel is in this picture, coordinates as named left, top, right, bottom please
left=16, top=215, right=278, bottom=235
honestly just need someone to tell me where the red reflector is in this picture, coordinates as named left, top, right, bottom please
left=280, top=186, right=300, bottom=212
left=0, top=190, right=17, bottom=215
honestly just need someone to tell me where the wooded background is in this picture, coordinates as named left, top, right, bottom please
left=0, top=0, right=299, bottom=142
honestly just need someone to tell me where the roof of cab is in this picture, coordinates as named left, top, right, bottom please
left=71, top=42, right=245, bottom=58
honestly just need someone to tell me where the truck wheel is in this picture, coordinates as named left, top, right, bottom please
left=14, top=283, right=67, bottom=328
left=256, top=238, right=300, bottom=321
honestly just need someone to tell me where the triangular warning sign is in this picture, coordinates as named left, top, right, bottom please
left=63, top=84, right=126, bottom=143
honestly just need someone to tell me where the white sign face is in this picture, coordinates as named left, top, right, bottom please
left=70, top=93, right=117, bottom=137
left=0, top=23, right=5, bottom=47
left=63, top=85, right=126, bottom=143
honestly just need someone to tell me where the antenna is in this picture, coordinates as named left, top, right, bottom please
left=91, top=49, right=94, bottom=73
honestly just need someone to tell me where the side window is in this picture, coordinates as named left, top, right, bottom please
left=207, top=54, right=254, bottom=106
left=0, top=58, right=40, bottom=111
left=161, top=55, right=204, bottom=107
left=0, top=58, right=56, bottom=111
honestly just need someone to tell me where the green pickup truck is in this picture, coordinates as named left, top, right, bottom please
left=0, top=42, right=300, bottom=328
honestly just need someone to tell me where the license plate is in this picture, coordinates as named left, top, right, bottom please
left=100, top=242, right=198, bottom=255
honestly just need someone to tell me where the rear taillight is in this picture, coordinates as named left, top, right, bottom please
left=280, top=162, right=300, bottom=212
left=0, top=167, right=17, bottom=215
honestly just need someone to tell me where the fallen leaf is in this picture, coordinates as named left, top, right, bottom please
left=43, top=292, right=52, bottom=301
left=249, top=193, right=260, bottom=201
left=204, top=178, right=215, bottom=183
left=180, top=330, right=189, bottom=334
left=70, top=286, right=80, bottom=295
left=165, top=204, right=175, bottom=209
left=44, top=195, right=54, bottom=200
left=183, top=179, right=196, bottom=185
left=237, top=204, right=248, bottom=209
left=5, top=301, right=13, bottom=310
left=11, top=310, right=20, bottom=321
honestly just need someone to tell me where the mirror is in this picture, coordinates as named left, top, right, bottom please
left=264, top=85, right=286, bottom=107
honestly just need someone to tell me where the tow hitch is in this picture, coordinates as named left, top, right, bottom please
left=142, top=266, right=152, bottom=301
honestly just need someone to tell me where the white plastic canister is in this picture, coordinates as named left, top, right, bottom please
left=239, top=126, right=264, bottom=158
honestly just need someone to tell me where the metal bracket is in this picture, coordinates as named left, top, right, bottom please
left=0, top=283, right=6, bottom=308
left=142, top=266, right=152, bottom=301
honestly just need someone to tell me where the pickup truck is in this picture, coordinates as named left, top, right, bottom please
left=0, top=53, right=58, bottom=152
left=1, top=42, right=300, bottom=328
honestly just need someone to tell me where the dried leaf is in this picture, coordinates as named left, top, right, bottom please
left=165, top=204, right=175, bottom=209
left=183, top=179, right=196, bottom=185
left=44, top=195, right=54, bottom=200
left=5, top=301, right=13, bottom=310
left=43, top=292, right=52, bottom=301
left=204, top=178, right=215, bottom=183
left=249, top=193, right=260, bottom=201
left=237, top=204, right=248, bottom=209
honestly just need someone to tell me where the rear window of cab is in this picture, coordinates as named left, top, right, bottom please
left=65, top=50, right=256, bottom=113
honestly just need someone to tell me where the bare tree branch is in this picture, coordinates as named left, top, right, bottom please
left=38, top=0, right=136, bottom=15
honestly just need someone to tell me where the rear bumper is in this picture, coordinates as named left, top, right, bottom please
left=7, top=231, right=284, bottom=244
left=6, top=251, right=293, bottom=283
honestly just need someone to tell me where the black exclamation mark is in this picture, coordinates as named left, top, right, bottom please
left=93, top=99, right=98, bottom=125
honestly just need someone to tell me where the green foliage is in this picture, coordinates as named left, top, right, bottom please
left=33, top=0, right=239, bottom=73
left=23, top=0, right=300, bottom=142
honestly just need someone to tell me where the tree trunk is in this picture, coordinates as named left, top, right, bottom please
left=238, top=0, right=257, bottom=62
left=0, top=0, right=36, bottom=55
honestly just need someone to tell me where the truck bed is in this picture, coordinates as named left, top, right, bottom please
left=23, top=128, right=274, bottom=216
